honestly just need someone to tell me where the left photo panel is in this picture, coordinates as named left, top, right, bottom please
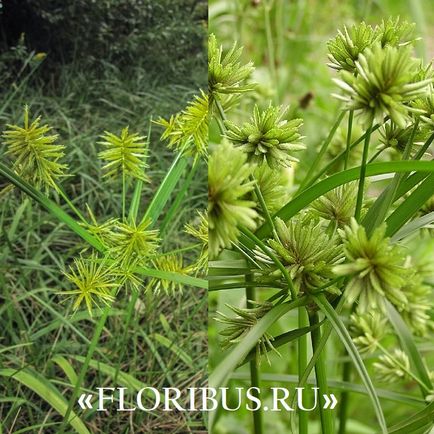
left=0, top=2, right=208, bottom=433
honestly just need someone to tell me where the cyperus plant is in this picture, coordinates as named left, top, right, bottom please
left=208, top=18, right=434, bottom=434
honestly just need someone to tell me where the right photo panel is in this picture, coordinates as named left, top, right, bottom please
left=208, top=1, right=434, bottom=433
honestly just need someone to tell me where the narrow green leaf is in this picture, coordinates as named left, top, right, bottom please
left=152, top=333, right=194, bottom=368
left=0, top=162, right=104, bottom=251
left=209, top=297, right=307, bottom=428
left=386, top=402, right=434, bottom=434
left=141, top=152, right=188, bottom=225
left=313, top=294, right=388, bottom=434
left=256, top=161, right=434, bottom=239
left=0, top=367, right=90, bottom=434
left=391, top=211, right=434, bottom=241
left=385, top=302, right=433, bottom=395
left=385, top=173, right=434, bottom=236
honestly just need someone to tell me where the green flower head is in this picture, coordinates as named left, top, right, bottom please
left=256, top=216, right=344, bottom=294
left=208, top=141, right=258, bottom=259
left=375, top=17, right=417, bottom=48
left=208, top=34, right=255, bottom=100
left=334, top=218, right=408, bottom=312
left=62, top=253, right=117, bottom=315
left=379, top=120, right=427, bottom=156
left=109, top=218, right=160, bottom=267
left=310, top=183, right=360, bottom=228
left=98, top=126, right=149, bottom=181
left=412, top=90, right=434, bottom=127
left=147, top=254, right=188, bottom=295
left=327, top=22, right=376, bottom=73
left=373, top=349, right=411, bottom=384
left=2, top=105, right=67, bottom=193
left=156, top=90, right=208, bottom=158
left=225, top=105, right=304, bottom=169
left=253, top=165, right=292, bottom=215
left=333, top=43, right=433, bottom=128
left=350, top=310, right=389, bottom=354
left=216, top=301, right=277, bottom=364
left=184, top=210, right=208, bottom=273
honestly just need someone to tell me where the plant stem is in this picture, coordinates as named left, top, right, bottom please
left=338, top=359, right=351, bottom=434
left=368, top=146, right=386, bottom=164
left=245, top=281, right=263, bottom=434
left=59, top=302, right=112, bottom=433
left=122, top=170, right=126, bottom=221
left=263, top=0, right=279, bottom=104
left=354, top=120, right=373, bottom=221
left=344, top=110, right=354, bottom=170
left=376, top=342, right=430, bottom=393
left=58, top=188, right=87, bottom=225
left=298, top=111, right=345, bottom=193
left=304, top=120, right=383, bottom=190
left=298, top=307, right=309, bottom=434
left=309, top=311, right=335, bottom=434
left=365, top=119, right=419, bottom=234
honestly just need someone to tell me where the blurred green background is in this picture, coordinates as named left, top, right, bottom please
left=209, top=0, right=434, bottom=433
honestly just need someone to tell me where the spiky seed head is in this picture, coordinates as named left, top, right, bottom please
left=147, top=254, right=188, bottom=295
left=156, top=90, right=208, bottom=158
left=208, top=141, right=258, bottom=258
left=2, top=105, right=67, bottom=192
left=350, top=310, right=389, bottom=354
left=216, top=301, right=278, bottom=365
left=327, top=22, right=377, bottom=73
left=256, top=216, right=344, bottom=295
left=373, top=349, right=411, bottom=383
left=208, top=34, right=255, bottom=101
left=98, top=126, right=149, bottom=181
left=109, top=218, right=160, bottom=268
left=61, top=253, right=117, bottom=315
left=225, top=105, right=304, bottom=169
left=184, top=210, right=208, bottom=273
left=334, top=218, right=408, bottom=312
left=311, top=183, right=360, bottom=228
left=333, top=44, right=433, bottom=128
left=375, top=17, right=417, bottom=48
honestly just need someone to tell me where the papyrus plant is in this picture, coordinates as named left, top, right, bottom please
left=208, top=18, right=434, bottom=434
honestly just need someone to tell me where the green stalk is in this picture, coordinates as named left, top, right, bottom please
left=58, top=302, right=112, bottom=434
left=354, top=120, right=373, bottom=221
left=344, top=110, right=354, bottom=170
left=298, top=307, right=309, bottom=434
left=57, top=187, right=87, bottom=225
left=246, top=282, right=263, bottom=434
left=298, top=111, right=345, bottom=193
left=364, top=119, right=419, bottom=234
left=309, top=311, right=334, bottom=434
left=263, top=0, right=278, bottom=104
left=338, top=359, right=351, bottom=434
left=122, top=170, right=126, bottom=221
left=304, top=120, right=383, bottom=190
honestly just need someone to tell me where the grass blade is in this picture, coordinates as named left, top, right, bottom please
left=141, top=152, right=189, bottom=225
left=385, top=302, right=433, bottom=395
left=256, top=160, right=434, bottom=239
left=0, top=367, right=90, bottom=434
left=385, top=172, right=434, bottom=236
left=209, top=297, right=308, bottom=428
left=313, top=294, right=388, bottom=434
